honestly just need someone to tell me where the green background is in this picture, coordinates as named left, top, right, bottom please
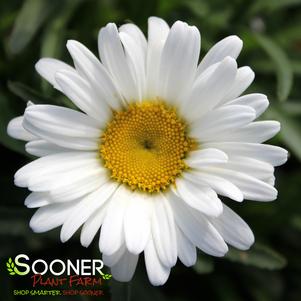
left=0, top=0, right=301, bottom=300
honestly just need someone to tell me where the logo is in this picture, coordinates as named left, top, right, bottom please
left=6, top=257, right=22, bottom=276
left=6, top=254, right=112, bottom=298
left=6, top=254, right=112, bottom=280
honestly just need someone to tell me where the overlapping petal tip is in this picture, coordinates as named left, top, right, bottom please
left=55, top=69, right=112, bottom=126
left=29, top=201, right=78, bottom=233
left=196, top=35, right=243, bottom=76
left=180, top=56, right=237, bottom=120
left=98, top=23, right=140, bottom=102
left=7, top=101, right=36, bottom=141
left=221, top=66, right=255, bottom=103
left=204, top=142, right=288, bottom=167
left=7, top=116, right=36, bottom=141
left=22, top=104, right=101, bottom=151
left=209, top=204, right=255, bottom=250
left=174, top=179, right=223, bottom=217
left=157, top=20, right=201, bottom=104
left=185, top=148, right=229, bottom=166
left=25, top=192, right=51, bottom=208
left=146, top=16, right=169, bottom=98
left=66, top=39, right=124, bottom=111
left=35, top=58, right=74, bottom=91
left=228, top=93, right=269, bottom=118
left=60, top=181, right=118, bottom=243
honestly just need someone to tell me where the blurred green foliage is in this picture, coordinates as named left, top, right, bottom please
left=0, top=0, right=301, bottom=300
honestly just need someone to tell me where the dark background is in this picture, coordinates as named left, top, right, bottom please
left=0, top=0, right=301, bottom=300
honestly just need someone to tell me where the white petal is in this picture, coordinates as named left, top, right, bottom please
left=102, top=245, right=126, bottom=267
left=209, top=204, right=254, bottom=250
left=119, top=23, right=147, bottom=52
left=169, top=191, right=228, bottom=257
left=185, top=171, right=243, bottom=202
left=215, top=121, right=280, bottom=143
left=111, top=249, right=139, bottom=282
left=25, top=192, right=51, bottom=208
left=23, top=124, right=98, bottom=151
left=203, top=142, right=288, bottom=167
left=176, top=226, right=197, bottom=267
left=201, top=167, right=277, bottom=201
left=24, top=104, right=101, bottom=137
left=191, top=105, right=256, bottom=142
left=220, top=156, right=274, bottom=180
left=98, top=23, right=138, bottom=101
left=35, top=58, right=74, bottom=91
left=144, top=237, right=170, bottom=286
left=181, top=57, right=237, bottom=121
left=221, top=66, right=255, bottom=103
left=227, top=93, right=269, bottom=118
left=99, top=185, right=131, bottom=255
left=30, top=201, right=79, bottom=233
left=175, top=178, right=223, bottom=217
left=196, top=35, right=242, bottom=76
left=151, top=194, right=177, bottom=267
left=119, top=31, right=146, bottom=100
left=186, top=148, right=228, bottom=167
left=55, top=69, right=111, bottom=125
left=124, top=193, right=152, bottom=254
left=23, top=105, right=100, bottom=151
left=7, top=116, right=36, bottom=141
left=80, top=204, right=108, bottom=247
left=49, top=170, right=108, bottom=203
left=25, top=155, right=102, bottom=192
left=66, top=40, right=123, bottom=110
left=26, top=140, right=69, bottom=157
left=158, top=21, right=200, bottom=104
left=26, top=129, right=98, bottom=151
left=60, top=181, right=118, bottom=242
left=267, top=176, right=275, bottom=186
left=14, top=151, right=98, bottom=187
left=146, top=16, right=169, bottom=98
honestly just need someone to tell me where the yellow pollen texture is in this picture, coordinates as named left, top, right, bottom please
left=100, top=101, right=195, bottom=193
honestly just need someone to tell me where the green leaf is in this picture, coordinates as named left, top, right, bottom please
left=41, top=0, right=82, bottom=58
left=8, top=257, right=12, bottom=263
left=225, top=243, right=287, bottom=270
left=266, top=105, right=301, bottom=161
left=254, top=34, right=293, bottom=102
left=8, top=81, right=76, bottom=109
left=40, top=0, right=82, bottom=94
left=8, top=0, right=59, bottom=54
left=7, top=81, right=52, bottom=104
left=281, top=101, right=301, bottom=116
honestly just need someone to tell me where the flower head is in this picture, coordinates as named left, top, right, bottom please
left=7, top=17, right=287, bottom=285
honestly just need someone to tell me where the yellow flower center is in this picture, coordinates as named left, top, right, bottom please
left=100, top=101, right=195, bottom=193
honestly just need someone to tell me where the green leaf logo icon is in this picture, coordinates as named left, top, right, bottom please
left=101, top=273, right=112, bottom=280
left=6, top=257, right=25, bottom=276
left=6, top=258, right=16, bottom=275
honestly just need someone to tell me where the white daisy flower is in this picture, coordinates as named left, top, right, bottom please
left=7, top=17, right=288, bottom=286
